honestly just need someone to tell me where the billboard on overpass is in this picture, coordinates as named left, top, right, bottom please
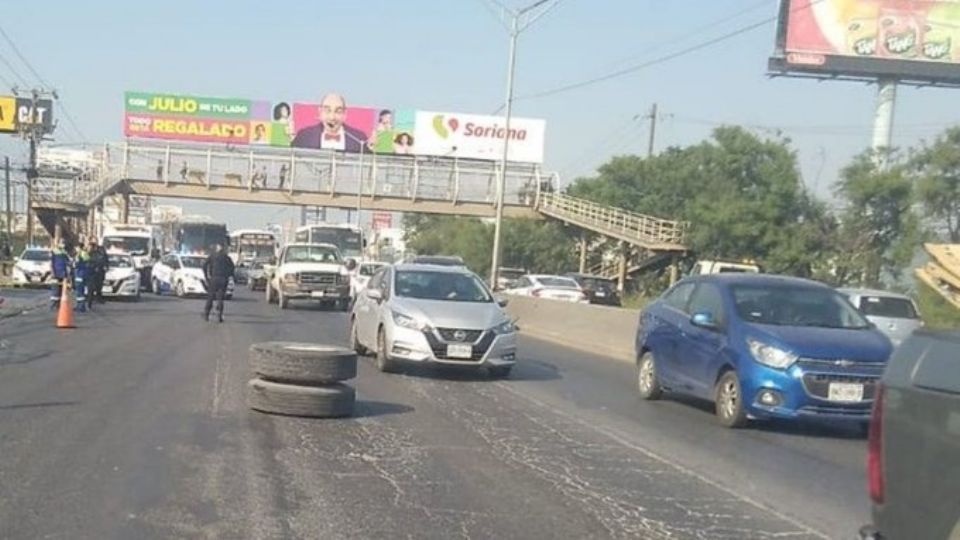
left=124, top=91, right=546, bottom=163
left=771, top=0, right=960, bottom=84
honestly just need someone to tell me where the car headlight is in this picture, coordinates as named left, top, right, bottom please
left=747, top=338, right=797, bottom=370
left=283, top=273, right=298, bottom=283
left=392, top=310, right=430, bottom=331
left=491, top=320, right=516, bottom=335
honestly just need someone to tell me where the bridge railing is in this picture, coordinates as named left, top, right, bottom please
left=109, top=142, right=554, bottom=208
left=538, top=192, right=687, bottom=248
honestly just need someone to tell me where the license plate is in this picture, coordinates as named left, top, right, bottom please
left=828, top=382, right=864, bottom=402
left=310, top=291, right=325, bottom=298
left=595, top=291, right=606, bottom=297
left=446, top=344, right=473, bottom=359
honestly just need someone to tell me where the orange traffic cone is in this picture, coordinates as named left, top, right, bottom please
left=56, top=280, right=75, bottom=329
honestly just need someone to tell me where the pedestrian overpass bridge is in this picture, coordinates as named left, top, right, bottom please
left=33, top=142, right=688, bottom=282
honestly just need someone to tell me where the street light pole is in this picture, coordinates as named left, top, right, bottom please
left=487, top=0, right=558, bottom=290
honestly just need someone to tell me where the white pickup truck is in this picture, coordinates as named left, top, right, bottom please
left=264, top=243, right=354, bottom=311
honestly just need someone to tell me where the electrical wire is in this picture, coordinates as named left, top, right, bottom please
left=516, top=0, right=824, bottom=102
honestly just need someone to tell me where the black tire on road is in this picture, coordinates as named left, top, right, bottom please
left=249, top=342, right=357, bottom=384
left=247, top=378, right=355, bottom=418
left=715, top=370, right=748, bottom=429
left=375, top=327, right=398, bottom=373
left=637, top=351, right=663, bottom=400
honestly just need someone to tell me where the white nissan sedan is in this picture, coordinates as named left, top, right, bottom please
left=350, top=263, right=518, bottom=377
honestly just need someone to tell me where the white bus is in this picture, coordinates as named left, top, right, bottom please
left=294, top=223, right=364, bottom=260
left=228, top=229, right=278, bottom=264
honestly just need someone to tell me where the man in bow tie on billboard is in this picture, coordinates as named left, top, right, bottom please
left=291, top=93, right=368, bottom=152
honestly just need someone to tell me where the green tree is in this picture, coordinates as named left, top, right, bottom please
left=832, top=151, right=920, bottom=286
left=910, top=126, right=960, bottom=241
left=568, top=126, right=832, bottom=276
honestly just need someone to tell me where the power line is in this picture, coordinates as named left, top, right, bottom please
left=516, top=0, right=824, bottom=102
left=0, top=51, right=29, bottom=89
left=0, top=25, right=50, bottom=89
left=599, top=0, right=773, bottom=74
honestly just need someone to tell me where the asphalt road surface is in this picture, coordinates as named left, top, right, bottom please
left=0, top=289, right=867, bottom=539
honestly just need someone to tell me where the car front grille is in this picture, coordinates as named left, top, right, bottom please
left=801, top=373, right=879, bottom=402
left=300, top=272, right=337, bottom=285
left=437, top=328, right=484, bottom=343
left=797, top=357, right=886, bottom=373
left=423, top=330, right=495, bottom=362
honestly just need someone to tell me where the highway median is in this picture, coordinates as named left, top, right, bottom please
left=504, top=295, right=638, bottom=363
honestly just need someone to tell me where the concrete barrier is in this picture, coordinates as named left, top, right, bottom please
left=504, top=295, right=639, bottom=363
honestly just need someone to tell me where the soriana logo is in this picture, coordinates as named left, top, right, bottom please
left=415, top=110, right=545, bottom=163
left=433, top=113, right=529, bottom=142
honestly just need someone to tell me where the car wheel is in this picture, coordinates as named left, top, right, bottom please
left=489, top=365, right=512, bottom=378
left=279, top=288, right=289, bottom=309
left=152, top=278, right=161, bottom=295
left=175, top=281, right=185, bottom=298
left=351, top=318, right=369, bottom=356
left=637, top=351, right=663, bottom=400
left=375, top=327, right=398, bottom=373
left=715, top=371, right=747, bottom=428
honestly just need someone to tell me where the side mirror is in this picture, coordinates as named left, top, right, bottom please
left=366, top=288, right=383, bottom=301
left=691, top=311, right=719, bottom=330
left=345, top=258, right=358, bottom=271
left=497, top=297, right=509, bottom=308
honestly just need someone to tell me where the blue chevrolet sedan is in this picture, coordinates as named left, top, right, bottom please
left=635, top=274, right=893, bottom=428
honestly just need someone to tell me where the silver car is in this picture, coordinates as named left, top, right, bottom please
left=839, top=288, right=923, bottom=346
left=350, top=263, right=518, bottom=377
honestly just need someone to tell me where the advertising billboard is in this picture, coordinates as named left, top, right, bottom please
left=124, top=91, right=546, bottom=163
left=0, top=96, right=55, bottom=134
left=770, top=0, right=960, bottom=84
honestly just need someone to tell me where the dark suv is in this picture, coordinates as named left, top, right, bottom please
left=860, top=330, right=960, bottom=539
left=565, top=273, right=621, bottom=306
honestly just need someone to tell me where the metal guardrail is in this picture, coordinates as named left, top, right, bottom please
left=537, top=192, right=687, bottom=250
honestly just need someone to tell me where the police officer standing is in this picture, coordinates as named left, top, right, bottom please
left=88, top=240, right=109, bottom=306
left=203, top=243, right=234, bottom=323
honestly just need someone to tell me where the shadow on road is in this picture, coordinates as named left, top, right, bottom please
left=354, top=400, right=415, bottom=418
left=392, top=361, right=561, bottom=383
left=662, top=394, right=867, bottom=440
left=0, top=400, right=80, bottom=411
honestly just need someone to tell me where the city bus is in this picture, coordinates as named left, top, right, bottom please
left=294, top=223, right=364, bottom=260
left=158, top=218, right=229, bottom=256
left=228, top=229, right=278, bottom=264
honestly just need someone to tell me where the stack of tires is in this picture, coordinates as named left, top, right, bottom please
left=247, top=342, right=357, bottom=418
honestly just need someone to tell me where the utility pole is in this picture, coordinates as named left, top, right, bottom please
left=646, top=103, right=658, bottom=158
left=4, top=157, right=11, bottom=240
left=18, top=88, right=56, bottom=246
left=486, top=0, right=560, bottom=289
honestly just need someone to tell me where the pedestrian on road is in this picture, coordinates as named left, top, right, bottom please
left=1, top=241, right=11, bottom=276
left=203, top=243, right=234, bottom=323
left=74, top=244, right=91, bottom=311
left=50, top=242, right=70, bottom=309
left=88, top=240, right=109, bottom=306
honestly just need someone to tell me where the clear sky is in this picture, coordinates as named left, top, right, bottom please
left=3, top=0, right=960, bottom=228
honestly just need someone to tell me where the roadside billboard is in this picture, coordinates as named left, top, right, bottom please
left=770, top=0, right=960, bottom=84
left=0, top=96, right=55, bottom=134
left=123, top=91, right=546, bottom=163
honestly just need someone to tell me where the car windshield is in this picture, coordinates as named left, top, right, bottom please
left=414, top=257, right=463, bottom=266
left=21, top=250, right=51, bottom=261
left=103, top=236, right=149, bottom=255
left=536, top=276, right=580, bottom=289
left=858, top=295, right=919, bottom=319
left=360, top=264, right=384, bottom=276
left=108, top=255, right=133, bottom=268
left=733, top=284, right=870, bottom=329
left=395, top=270, right=492, bottom=303
left=181, top=256, right=206, bottom=269
left=286, top=246, right=341, bottom=263
left=581, top=277, right=614, bottom=290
